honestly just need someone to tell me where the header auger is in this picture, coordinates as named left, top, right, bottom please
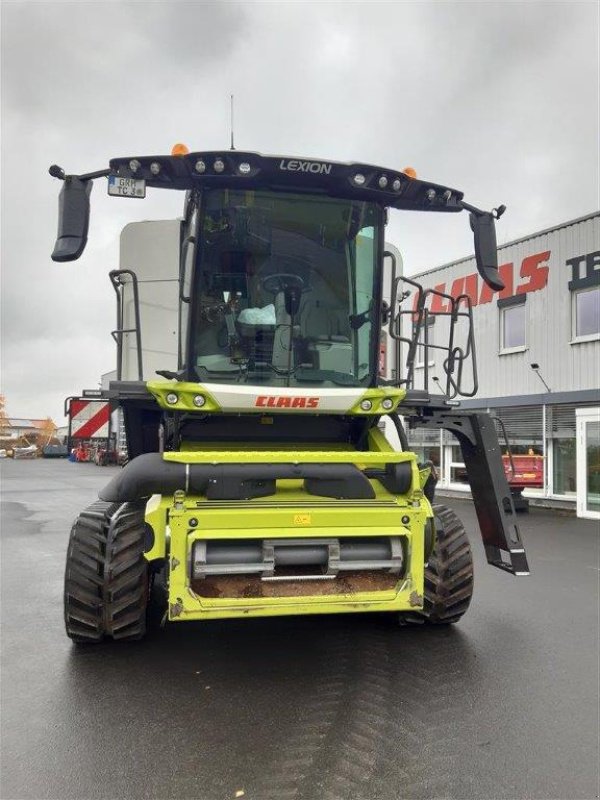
left=51, top=146, right=528, bottom=643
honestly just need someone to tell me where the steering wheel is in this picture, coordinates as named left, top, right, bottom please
left=261, top=273, right=306, bottom=295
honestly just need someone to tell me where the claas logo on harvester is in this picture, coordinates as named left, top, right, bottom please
left=255, top=396, right=320, bottom=409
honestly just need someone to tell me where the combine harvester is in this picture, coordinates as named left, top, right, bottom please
left=50, top=144, right=529, bottom=643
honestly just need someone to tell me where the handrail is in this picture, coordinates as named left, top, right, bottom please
left=388, top=275, right=478, bottom=398
left=109, top=269, right=143, bottom=381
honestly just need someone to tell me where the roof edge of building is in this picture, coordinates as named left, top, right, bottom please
left=458, top=388, right=600, bottom=409
left=409, top=209, right=600, bottom=280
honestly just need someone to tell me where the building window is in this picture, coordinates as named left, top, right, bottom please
left=406, top=428, right=443, bottom=482
left=492, top=406, right=544, bottom=494
left=572, top=286, right=600, bottom=341
left=547, top=405, right=577, bottom=496
left=498, top=295, right=527, bottom=353
left=552, top=438, right=577, bottom=495
left=447, top=442, right=468, bottom=485
left=584, top=420, right=600, bottom=515
left=494, top=406, right=544, bottom=455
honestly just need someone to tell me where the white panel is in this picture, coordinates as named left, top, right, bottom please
left=119, top=220, right=182, bottom=381
left=203, top=383, right=364, bottom=414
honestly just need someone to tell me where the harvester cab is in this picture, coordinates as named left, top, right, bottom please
left=51, top=146, right=528, bottom=643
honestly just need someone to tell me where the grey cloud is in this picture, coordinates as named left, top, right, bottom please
left=1, top=0, right=598, bottom=421
left=2, top=2, right=248, bottom=115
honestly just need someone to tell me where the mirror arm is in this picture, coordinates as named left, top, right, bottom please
left=79, top=168, right=112, bottom=181
left=460, top=199, right=507, bottom=220
left=459, top=199, right=481, bottom=215
left=48, top=165, right=112, bottom=182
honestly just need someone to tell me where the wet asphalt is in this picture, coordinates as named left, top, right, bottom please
left=0, top=458, right=598, bottom=800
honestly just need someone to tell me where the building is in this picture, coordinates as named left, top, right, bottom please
left=1, top=418, right=56, bottom=440
left=400, top=211, right=600, bottom=519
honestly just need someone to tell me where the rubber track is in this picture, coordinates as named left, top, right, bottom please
left=422, top=504, right=474, bottom=624
left=256, top=620, right=517, bottom=800
left=316, top=631, right=396, bottom=800
left=64, top=500, right=148, bottom=642
left=261, top=628, right=419, bottom=800
left=262, top=631, right=355, bottom=800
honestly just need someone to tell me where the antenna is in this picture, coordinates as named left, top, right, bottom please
left=230, top=94, right=235, bottom=150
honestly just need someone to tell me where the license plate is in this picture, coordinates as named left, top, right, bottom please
left=108, top=175, right=146, bottom=198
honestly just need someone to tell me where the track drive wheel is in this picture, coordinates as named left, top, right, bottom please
left=64, top=500, right=150, bottom=643
left=403, top=503, right=474, bottom=625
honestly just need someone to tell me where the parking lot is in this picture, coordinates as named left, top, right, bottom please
left=1, top=458, right=598, bottom=800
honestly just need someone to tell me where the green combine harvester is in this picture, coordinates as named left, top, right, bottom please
left=50, top=145, right=528, bottom=642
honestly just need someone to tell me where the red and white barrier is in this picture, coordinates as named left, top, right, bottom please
left=69, top=399, right=110, bottom=440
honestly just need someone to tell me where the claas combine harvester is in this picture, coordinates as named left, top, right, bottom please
left=50, top=144, right=529, bottom=643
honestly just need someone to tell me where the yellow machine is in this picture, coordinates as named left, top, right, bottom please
left=50, top=147, right=528, bottom=642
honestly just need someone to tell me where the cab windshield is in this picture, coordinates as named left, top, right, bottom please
left=189, top=189, right=381, bottom=387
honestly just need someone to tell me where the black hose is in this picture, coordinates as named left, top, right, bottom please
left=390, top=412, right=409, bottom=452
left=99, top=453, right=376, bottom=503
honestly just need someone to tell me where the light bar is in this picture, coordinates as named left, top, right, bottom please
left=106, top=151, right=464, bottom=213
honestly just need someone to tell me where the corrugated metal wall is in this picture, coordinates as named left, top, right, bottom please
left=403, top=213, right=600, bottom=400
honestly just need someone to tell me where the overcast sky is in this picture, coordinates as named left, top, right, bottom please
left=1, top=0, right=598, bottom=423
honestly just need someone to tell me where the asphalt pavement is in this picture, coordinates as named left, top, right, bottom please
left=1, top=459, right=598, bottom=800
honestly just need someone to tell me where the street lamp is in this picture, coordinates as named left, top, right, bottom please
left=530, top=363, right=551, bottom=393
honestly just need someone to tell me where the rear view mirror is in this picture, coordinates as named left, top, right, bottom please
left=51, top=177, right=92, bottom=262
left=470, top=211, right=504, bottom=291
